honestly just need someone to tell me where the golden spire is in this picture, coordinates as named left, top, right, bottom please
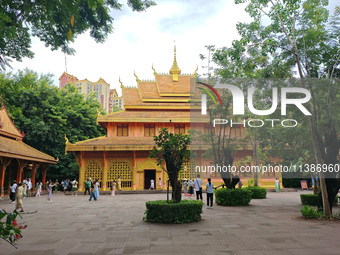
left=194, top=65, right=198, bottom=78
left=96, top=108, right=101, bottom=125
left=119, top=77, right=125, bottom=89
left=134, top=70, right=140, bottom=83
left=169, top=45, right=181, bottom=81
left=152, top=64, right=157, bottom=76
left=64, top=134, right=69, bottom=155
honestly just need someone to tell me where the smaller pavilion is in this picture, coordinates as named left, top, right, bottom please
left=0, top=103, right=58, bottom=196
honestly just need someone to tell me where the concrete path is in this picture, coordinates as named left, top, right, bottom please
left=0, top=191, right=339, bottom=255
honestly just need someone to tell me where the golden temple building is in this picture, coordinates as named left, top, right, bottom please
left=66, top=48, right=281, bottom=191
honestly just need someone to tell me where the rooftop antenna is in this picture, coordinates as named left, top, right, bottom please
left=64, top=53, right=68, bottom=72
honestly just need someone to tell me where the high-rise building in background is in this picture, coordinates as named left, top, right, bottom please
left=109, top=89, right=124, bottom=111
left=59, top=72, right=111, bottom=113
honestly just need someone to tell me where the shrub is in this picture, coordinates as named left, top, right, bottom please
left=215, top=188, right=252, bottom=206
left=300, top=205, right=323, bottom=219
left=246, top=186, right=267, bottom=199
left=300, top=194, right=338, bottom=206
left=144, top=200, right=203, bottom=224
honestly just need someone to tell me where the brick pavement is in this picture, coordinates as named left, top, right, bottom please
left=0, top=191, right=339, bottom=255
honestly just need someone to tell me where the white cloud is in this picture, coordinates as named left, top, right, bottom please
left=9, top=1, right=251, bottom=96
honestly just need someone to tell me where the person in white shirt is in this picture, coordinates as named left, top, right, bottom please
left=194, top=174, right=203, bottom=201
left=35, top=182, right=42, bottom=197
left=72, top=179, right=78, bottom=196
left=206, top=178, right=214, bottom=209
left=10, top=180, right=17, bottom=203
left=150, top=179, right=155, bottom=190
left=27, top=178, right=32, bottom=198
left=158, top=178, right=162, bottom=191
left=188, top=179, right=194, bottom=196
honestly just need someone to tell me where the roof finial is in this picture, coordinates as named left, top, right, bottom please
left=194, top=65, right=198, bottom=77
left=170, top=42, right=181, bottom=81
left=134, top=70, right=140, bottom=83
left=119, top=77, right=125, bottom=89
left=64, top=134, right=69, bottom=155
left=152, top=64, right=157, bottom=76
left=96, top=108, right=101, bottom=125
left=65, top=134, right=69, bottom=144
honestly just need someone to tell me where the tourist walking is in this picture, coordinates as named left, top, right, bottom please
left=84, top=178, right=91, bottom=195
left=15, top=183, right=24, bottom=212
left=183, top=178, right=188, bottom=194
left=150, top=179, right=155, bottom=190
left=46, top=182, right=54, bottom=203
left=72, top=179, right=78, bottom=196
left=63, top=179, right=68, bottom=194
left=35, top=182, right=42, bottom=197
left=275, top=178, right=280, bottom=192
left=158, top=178, right=162, bottom=190
left=27, top=178, right=32, bottom=198
left=89, top=180, right=97, bottom=201
left=238, top=179, right=243, bottom=188
left=55, top=179, right=59, bottom=193
left=22, top=180, right=27, bottom=198
left=194, top=174, right=203, bottom=201
left=188, top=179, right=194, bottom=196
left=117, top=176, right=122, bottom=191
left=10, top=180, right=17, bottom=203
left=206, top=178, right=214, bottom=209
left=94, top=179, right=100, bottom=199
left=111, top=180, right=116, bottom=196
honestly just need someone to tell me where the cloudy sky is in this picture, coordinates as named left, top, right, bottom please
left=8, top=0, right=338, bottom=95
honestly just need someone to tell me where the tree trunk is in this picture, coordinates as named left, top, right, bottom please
left=169, top=172, right=182, bottom=203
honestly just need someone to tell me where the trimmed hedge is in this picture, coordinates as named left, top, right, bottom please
left=246, top=186, right=267, bottom=199
left=144, top=200, right=203, bottom=224
left=300, top=194, right=338, bottom=206
left=215, top=188, right=252, bottom=206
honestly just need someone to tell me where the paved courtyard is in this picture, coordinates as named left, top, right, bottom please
left=0, top=191, right=340, bottom=255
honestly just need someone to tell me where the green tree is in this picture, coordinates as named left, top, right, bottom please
left=221, top=0, right=340, bottom=218
left=0, top=0, right=155, bottom=69
left=149, top=128, right=190, bottom=203
left=0, top=69, right=106, bottom=180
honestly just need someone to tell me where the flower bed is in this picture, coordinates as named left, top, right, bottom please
left=144, top=200, right=203, bottom=224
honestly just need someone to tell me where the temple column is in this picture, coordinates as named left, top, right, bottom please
left=132, top=151, right=137, bottom=190
left=102, top=151, right=108, bottom=191
left=31, top=163, right=39, bottom=190
left=41, top=163, right=49, bottom=190
left=16, top=159, right=27, bottom=183
left=0, top=158, right=11, bottom=197
left=78, top=152, right=85, bottom=191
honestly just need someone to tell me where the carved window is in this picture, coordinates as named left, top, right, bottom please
left=107, top=160, right=132, bottom=188
left=179, top=160, right=197, bottom=180
left=117, top=124, right=128, bottom=136
left=85, top=159, right=103, bottom=182
left=144, top=124, right=155, bottom=137
left=174, top=124, right=185, bottom=134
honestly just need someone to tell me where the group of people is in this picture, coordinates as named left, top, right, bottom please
left=83, top=178, right=100, bottom=201
left=149, top=178, right=162, bottom=190
left=183, top=175, right=215, bottom=209
left=9, top=178, right=39, bottom=212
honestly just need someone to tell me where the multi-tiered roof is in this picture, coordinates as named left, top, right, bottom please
left=0, top=104, right=57, bottom=164
left=66, top=47, right=196, bottom=152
